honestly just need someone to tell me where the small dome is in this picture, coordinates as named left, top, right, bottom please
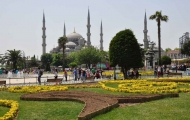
left=66, top=47, right=70, bottom=50
left=66, top=41, right=76, bottom=46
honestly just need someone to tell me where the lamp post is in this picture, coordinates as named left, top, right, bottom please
left=22, top=51, right=25, bottom=69
left=47, top=59, right=50, bottom=71
left=113, top=66, right=116, bottom=80
left=174, top=54, right=177, bottom=73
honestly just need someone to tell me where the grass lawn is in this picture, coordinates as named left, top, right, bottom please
left=0, top=88, right=190, bottom=120
left=93, top=93, right=190, bottom=120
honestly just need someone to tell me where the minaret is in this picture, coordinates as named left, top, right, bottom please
left=100, top=20, right=103, bottom=50
left=143, top=11, right=148, bottom=49
left=86, top=8, right=91, bottom=46
left=63, top=22, right=66, bottom=37
left=42, top=11, right=46, bottom=54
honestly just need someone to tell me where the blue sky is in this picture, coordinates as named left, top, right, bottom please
left=0, top=0, right=190, bottom=59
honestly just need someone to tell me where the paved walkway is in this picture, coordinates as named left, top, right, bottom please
left=0, top=73, right=106, bottom=86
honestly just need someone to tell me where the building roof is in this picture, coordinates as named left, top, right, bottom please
left=167, top=50, right=180, bottom=54
left=67, top=32, right=83, bottom=40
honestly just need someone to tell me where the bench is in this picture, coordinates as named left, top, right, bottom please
left=0, top=80, right=6, bottom=86
left=46, top=78, right=62, bottom=85
left=128, top=74, right=141, bottom=79
left=167, top=73, right=182, bottom=77
left=102, top=75, right=112, bottom=79
left=86, top=76, right=94, bottom=80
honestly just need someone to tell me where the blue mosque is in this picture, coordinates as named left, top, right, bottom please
left=41, top=8, right=104, bottom=55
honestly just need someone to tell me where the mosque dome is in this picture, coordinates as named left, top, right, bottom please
left=66, top=28, right=83, bottom=46
left=67, top=32, right=83, bottom=40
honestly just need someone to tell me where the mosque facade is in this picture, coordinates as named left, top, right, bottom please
left=41, top=8, right=104, bottom=55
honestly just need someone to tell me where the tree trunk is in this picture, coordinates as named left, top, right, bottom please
left=62, top=47, right=65, bottom=71
left=124, top=66, right=128, bottom=79
left=13, top=61, right=17, bottom=70
left=158, top=20, right=161, bottom=66
left=88, top=63, right=91, bottom=69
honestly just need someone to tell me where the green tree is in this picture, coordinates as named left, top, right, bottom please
left=28, top=56, right=39, bottom=68
left=77, top=47, right=101, bottom=68
left=161, top=55, right=171, bottom=65
left=58, top=36, right=67, bottom=70
left=66, top=52, right=79, bottom=65
left=165, top=48, right=171, bottom=52
left=4, top=49, right=23, bottom=70
left=68, top=62, right=78, bottom=68
left=181, top=40, right=190, bottom=56
left=149, top=11, right=168, bottom=65
left=109, top=29, right=142, bottom=79
left=51, top=53, right=63, bottom=67
left=174, top=48, right=180, bottom=50
left=99, top=50, right=109, bottom=63
left=41, top=53, right=53, bottom=71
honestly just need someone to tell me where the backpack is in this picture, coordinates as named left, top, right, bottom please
left=40, top=71, right=43, bottom=76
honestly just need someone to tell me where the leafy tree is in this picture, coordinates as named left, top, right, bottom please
left=51, top=53, right=63, bottom=67
left=28, top=56, right=39, bottom=68
left=77, top=47, right=101, bottom=68
left=58, top=36, right=67, bottom=70
left=149, top=11, right=168, bottom=65
left=99, top=50, right=109, bottom=63
left=66, top=52, right=79, bottom=66
left=41, top=53, right=53, bottom=71
left=161, top=55, right=171, bottom=65
left=165, top=48, right=171, bottom=52
left=68, top=62, right=78, bottom=68
left=0, top=54, right=6, bottom=65
left=181, top=40, right=190, bottom=56
left=109, top=29, right=142, bottom=79
left=174, top=48, right=180, bottom=50
left=4, top=49, right=23, bottom=70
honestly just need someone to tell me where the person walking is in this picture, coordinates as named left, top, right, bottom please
left=37, top=67, right=42, bottom=85
left=73, top=68, right=77, bottom=81
left=64, top=70, right=68, bottom=81
left=81, top=69, right=86, bottom=82
left=154, top=66, right=157, bottom=78
left=54, top=69, right=58, bottom=79
left=160, top=66, right=163, bottom=77
left=157, top=66, right=161, bottom=78
left=91, top=68, right=95, bottom=75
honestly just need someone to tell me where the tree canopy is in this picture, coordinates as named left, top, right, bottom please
left=109, top=29, right=142, bottom=79
left=4, top=49, right=23, bottom=70
left=165, top=48, right=171, bottom=52
left=27, top=56, right=39, bottom=68
left=41, top=53, right=53, bottom=71
left=51, top=53, right=63, bottom=67
left=174, top=48, right=180, bottom=50
left=149, top=11, right=168, bottom=65
left=161, top=55, right=171, bottom=65
left=77, top=47, right=101, bottom=68
left=181, top=40, right=190, bottom=56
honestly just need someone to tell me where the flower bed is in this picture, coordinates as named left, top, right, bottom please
left=0, top=99, right=19, bottom=120
left=66, top=84, right=101, bottom=88
left=99, top=80, right=190, bottom=94
left=147, top=77, right=190, bottom=82
left=6, top=84, right=101, bottom=93
left=8, top=85, right=68, bottom=93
